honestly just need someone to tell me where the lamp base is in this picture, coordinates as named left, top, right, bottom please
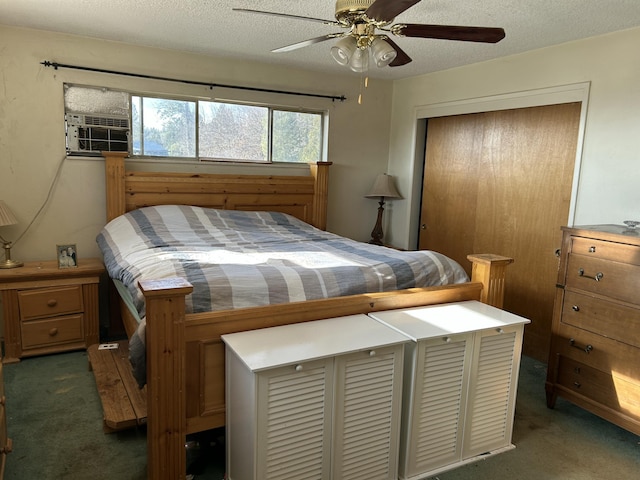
left=0, top=259, right=23, bottom=269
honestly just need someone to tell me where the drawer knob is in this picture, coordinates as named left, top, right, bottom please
left=49, top=327, right=59, bottom=337
left=574, top=381, right=582, bottom=388
left=578, top=268, right=603, bottom=282
left=569, top=338, right=593, bottom=354
left=369, top=350, right=376, bottom=357
left=47, top=299, right=58, bottom=307
left=295, top=364, right=303, bottom=372
left=572, top=305, right=580, bottom=312
left=589, top=246, right=596, bottom=253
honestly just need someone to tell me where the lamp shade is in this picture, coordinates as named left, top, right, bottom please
left=0, top=200, right=18, bottom=227
left=365, top=174, right=402, bottom=199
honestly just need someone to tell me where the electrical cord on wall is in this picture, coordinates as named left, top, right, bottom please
left=13, top=154, right=67, bottom=246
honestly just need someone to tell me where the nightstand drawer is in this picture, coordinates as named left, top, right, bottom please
left=17, top=285, right=83, bottom=320
left=21, top=314, right=84, bottom=349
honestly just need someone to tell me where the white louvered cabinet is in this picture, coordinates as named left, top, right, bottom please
left=370, top=301, right=529, bottom=480
left=222, top=314, right=409, bottom=480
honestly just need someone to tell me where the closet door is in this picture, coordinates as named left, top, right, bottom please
left=419, top=103, right=581, bottom=360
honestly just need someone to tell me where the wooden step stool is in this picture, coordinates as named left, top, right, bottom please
left=87, top=340, right=147, bottom=432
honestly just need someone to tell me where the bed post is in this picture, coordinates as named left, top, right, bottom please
left=309, top=161, right=331, bottom=230
left=139, top=278, right=194, bottom=480
left=103, top=151, right=128, bottom=222
left=467, top=254, right=513, bottom=308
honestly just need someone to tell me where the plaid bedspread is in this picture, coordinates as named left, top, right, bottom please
left=97, top=205, right=469, bottom=319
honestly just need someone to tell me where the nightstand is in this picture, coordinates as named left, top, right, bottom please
left=0, top=258, right=104, bottom=363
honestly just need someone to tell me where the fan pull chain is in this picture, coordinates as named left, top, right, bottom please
left=358, top=75, right=369, bottom=105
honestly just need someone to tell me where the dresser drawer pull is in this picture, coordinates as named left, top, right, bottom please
left=574, top=381, right=582, bottom=388
left=47, top=299, right=58, bottom=307
left=588, top=246, right=596, bottom=253
left=578, top=268, right=603, bottom=282
left=49, top=327, right=59, bottom=337
left=572, top=305, right=580, bottom=312
left=569, top=338, right=593, bottom=354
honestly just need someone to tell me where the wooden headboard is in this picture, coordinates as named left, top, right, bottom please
left=103, top=152, right=331, bottom=229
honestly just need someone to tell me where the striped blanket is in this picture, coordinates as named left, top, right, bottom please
left=97, top=205, right=469, bottom=386
left=97, top=205, right=469, bottom=320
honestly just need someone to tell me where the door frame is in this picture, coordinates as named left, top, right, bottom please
left=407, top=82, right=590, bottom=248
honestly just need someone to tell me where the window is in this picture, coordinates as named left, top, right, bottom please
left=64, top=84, right=325, bottom=163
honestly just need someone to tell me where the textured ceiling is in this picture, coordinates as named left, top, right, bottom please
left=2, top=0, right=640, bottom=80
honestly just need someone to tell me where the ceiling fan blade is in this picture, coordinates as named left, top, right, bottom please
left=395, top=24, right=506, bottom=43
left=384, top=38, right=412, bottom=66
left=365, top=0, right=422, bottom=23
left=232, top=8, right=338, bottom=26
left=272, top=34, right=344, bottom=53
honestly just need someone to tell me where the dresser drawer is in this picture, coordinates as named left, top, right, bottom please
left=21, top=314, right=84, bottom=349
left=554, top=323, right=640, bottom=381
left=17, top=285, right=83, bottom=320
left=570, top=237, right=640, bottom=265
left=561, top=291, right=640, bottom=347
left=565, top=254, right=640, bottom=304
left=556, top=355, right=640, bottom=417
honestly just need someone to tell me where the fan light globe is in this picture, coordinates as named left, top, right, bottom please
left=349, top=47, right=369, bottom=72
left=371, top=38, right=397, bottom=67
left=331, top=36, right=357, bottom=65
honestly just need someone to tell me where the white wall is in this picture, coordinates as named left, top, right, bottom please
left=0, top=25, right=393, bottom=263
left=388, top=27, right=640, bottom=249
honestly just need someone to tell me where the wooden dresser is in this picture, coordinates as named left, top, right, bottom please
left=0, top=258, right=104, bottom=363
left=546, top=225, right=640, bottom=434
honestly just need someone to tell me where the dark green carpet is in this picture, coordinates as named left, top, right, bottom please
left=3, top=352, right=639, bottom=479
left=3, top=351, right=224, bottom=480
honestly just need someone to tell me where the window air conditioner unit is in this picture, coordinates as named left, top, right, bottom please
left=65, top=113, right=130, bottom=155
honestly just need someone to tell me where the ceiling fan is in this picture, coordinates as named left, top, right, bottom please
left=234, top=0, right=505, bottom=73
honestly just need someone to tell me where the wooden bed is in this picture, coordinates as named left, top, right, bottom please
left=100, top=152, right=513, bottom=479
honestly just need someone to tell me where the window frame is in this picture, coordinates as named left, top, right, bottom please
left=64, top=83, right=328, bottom=164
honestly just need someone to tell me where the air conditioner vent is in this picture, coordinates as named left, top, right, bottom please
left=83, top=115, right=130, bottom=129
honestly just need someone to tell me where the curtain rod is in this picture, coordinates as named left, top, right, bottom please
left=40, top=60, right=347, bottom=102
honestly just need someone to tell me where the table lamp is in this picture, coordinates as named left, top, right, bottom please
left=0, top=200, right=23, bottom=268
left=365, top=174, right=401, bottom=245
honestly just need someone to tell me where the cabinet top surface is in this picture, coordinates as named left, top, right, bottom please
left=0, top=257, right=104, bottom=284
left=369, top=300, right=530, bottom=341
left=222, top=313, right=410, bottom=371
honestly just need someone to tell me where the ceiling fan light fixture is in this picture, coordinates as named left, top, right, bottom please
left=331, top=36, right=358, bottom=65
left=349, top=46, right=369, bottom=72
left=371, top=37, right=397, bottom=67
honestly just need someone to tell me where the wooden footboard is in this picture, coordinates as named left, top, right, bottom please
left=140, top=254, right=512, bottom=479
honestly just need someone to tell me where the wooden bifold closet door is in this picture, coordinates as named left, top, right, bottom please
left=419, top=103, right=581, bottom=359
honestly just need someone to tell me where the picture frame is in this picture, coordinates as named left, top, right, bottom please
left=57, top=244, right=78, bottom=269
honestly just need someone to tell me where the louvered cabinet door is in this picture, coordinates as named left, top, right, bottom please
left=463, top=325, right=524, bottom=458
left=402, top=333, right=473, bottom=478
left=332, top=345, right=405, bottom=480
left=256, top=358, right=334, bottom=480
